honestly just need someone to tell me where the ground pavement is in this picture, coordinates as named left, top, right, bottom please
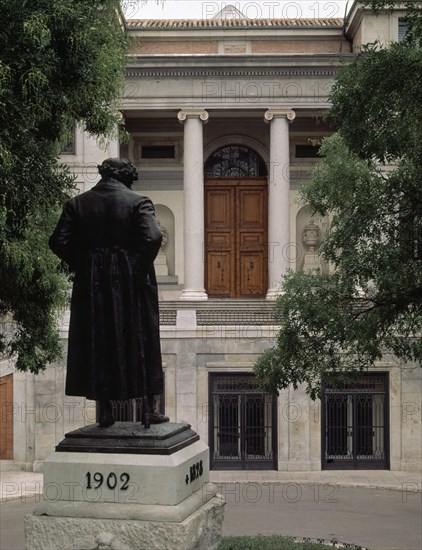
left=1, top=468, right=421, bottom=550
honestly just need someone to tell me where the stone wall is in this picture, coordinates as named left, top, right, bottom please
left=5, top=319, right=422, bottom=472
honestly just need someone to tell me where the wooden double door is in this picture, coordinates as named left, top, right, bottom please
left=205, top=178, right=268, bottom=298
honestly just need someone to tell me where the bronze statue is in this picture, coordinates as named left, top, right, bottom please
left=49, top=158, right=169, bottom=428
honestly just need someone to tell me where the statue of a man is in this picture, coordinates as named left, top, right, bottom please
left=49, top=158, right=169, bottom=428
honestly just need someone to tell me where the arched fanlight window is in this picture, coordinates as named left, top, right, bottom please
left=205, top=145, right=267, bottom=178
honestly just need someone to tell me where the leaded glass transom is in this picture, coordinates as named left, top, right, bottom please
left=205, top=145, right=267, bottom=178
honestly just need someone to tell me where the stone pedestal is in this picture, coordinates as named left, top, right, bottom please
left=25, top=422, right=225, bottom=550
left=302, top=219, right=322, bottom=274
left=302, top=252, right=322, bottom=274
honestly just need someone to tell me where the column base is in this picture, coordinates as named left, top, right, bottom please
left=179, top=289, right=208, bottom=301
left=266, top=288, right=282, bottom=301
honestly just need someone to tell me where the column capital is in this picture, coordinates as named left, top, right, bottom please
left=264, top=109, right=296, bottom=123
left=177, top=109, right=209, bottom=124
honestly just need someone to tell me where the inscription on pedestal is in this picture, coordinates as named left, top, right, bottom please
left=85, top=471, right=130, bottom=490
left=27, top=423, right=225, bottom=550
left=42, top=441, right=209, bottom=506
left=185, top=459, right=203, bottom=485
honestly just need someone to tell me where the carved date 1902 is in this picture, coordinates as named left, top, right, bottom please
left=85, top=472, right=130, bottom=490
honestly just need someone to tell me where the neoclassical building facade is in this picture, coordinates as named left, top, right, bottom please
left=1, top=2, right=421, bottom=473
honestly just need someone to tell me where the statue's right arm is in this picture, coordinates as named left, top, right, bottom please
left=49, top=200, right=77, bottom=269
left=134, top=197, right=163, bottom=265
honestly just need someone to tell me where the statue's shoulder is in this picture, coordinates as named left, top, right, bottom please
left=128, top=190, right=153, bottom=204
left=67, top=188, right=95, bottom=207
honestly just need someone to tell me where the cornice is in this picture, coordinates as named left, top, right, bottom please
left=126, top=53, right=353, bottom=79
left=126, top=66, right=342, bottom=79
left=126, top=18, right=344, bottom=30
left=127, top=53, right=352, bottom=64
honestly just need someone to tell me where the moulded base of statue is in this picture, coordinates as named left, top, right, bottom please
left=24, top=422, right=225, bottom=550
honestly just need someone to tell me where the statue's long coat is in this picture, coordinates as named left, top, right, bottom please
left=49, top=178, right=163, bottom=401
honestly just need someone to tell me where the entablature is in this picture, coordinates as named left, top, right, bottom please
left=123, top=55, right=345, bottom=110
left=126, top=53, right=353, bottom=76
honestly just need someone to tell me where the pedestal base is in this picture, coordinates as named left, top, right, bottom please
left=266, top=287, right=281, bottom=300
left=303, top=253, right=322, bottom=274
left=25, top=493, right=225, bottom=550
left=55, top=421, right=199, bottom=455
left=24, top=423, right=225, bottom=550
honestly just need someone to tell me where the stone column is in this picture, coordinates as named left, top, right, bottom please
left=264, top=109, right=296, bottom=300
left=107, top=136, right=119, bottom=158
left=108, top=115, right=122, bottom=157
left=177, top=109, right=209, bottom=301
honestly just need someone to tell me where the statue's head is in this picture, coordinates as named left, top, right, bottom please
left=98, top=158, right=138, bottom=188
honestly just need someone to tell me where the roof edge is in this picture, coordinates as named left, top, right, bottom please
left=126, top=18, right=344, bottom=30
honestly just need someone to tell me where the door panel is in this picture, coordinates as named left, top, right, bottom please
left=238, top=187, right=266, bottom=228
left=206, top=188, right=234, bottom=228
left=356, top=395, right=373, bottom=457
left=239, top=233, right=266, bottom=296
left=326, top=394, right=349, bottom=458
left=239, top=250, right=266, bottom=296
left=244, top=394, right=266, bottom=457
left=205, top=178, right=267, bottom=297
left=217, top=395, right=240, bottom=458
left=205, top=187, right=235, bottom=297
left=207, top=252, right=232, bottom=296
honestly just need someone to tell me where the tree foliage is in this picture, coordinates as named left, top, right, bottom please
left=0, top=0, right=127, bottom=372
left=255, top=3, right=422, bottom=398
